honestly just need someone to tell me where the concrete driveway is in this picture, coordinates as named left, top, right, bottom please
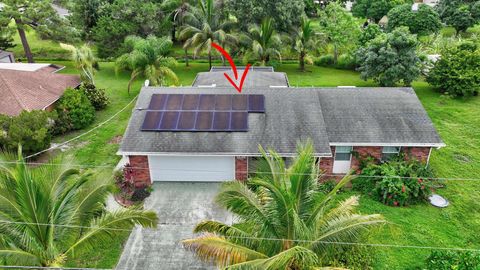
left=116, top=182, right=233, bottom=270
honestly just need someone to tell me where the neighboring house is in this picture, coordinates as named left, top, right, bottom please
left=0, top=63, right=81, bottom=116
left=118, top=68, right=444, bottom=186
left=0, top=50, right=15, bottom=63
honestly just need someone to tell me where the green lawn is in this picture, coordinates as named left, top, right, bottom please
left=47, top=61, right=480, bottom=269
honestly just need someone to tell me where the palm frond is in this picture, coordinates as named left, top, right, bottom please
left=182, top=234, right=267, bottom=267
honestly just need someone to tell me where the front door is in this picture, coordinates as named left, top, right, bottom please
left=332, top=146, right=352, bottom=174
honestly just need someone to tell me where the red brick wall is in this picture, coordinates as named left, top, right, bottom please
left=128, top=155, right=151, bottom=188
left=402, top=147, right=431, bottom=163
left=319, top=146, right=431, bottom=177
left=351, top=146, right=383, bottom=172
left=235, top=156, right=248, bottom=181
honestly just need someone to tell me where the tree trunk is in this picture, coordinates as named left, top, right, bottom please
left=333, top=45, right=338, bottom=65
left=15, top=19, right=34, bottom=63
left=171, top=24, right=177, bottom=43
left=299, top=52, right=305, bottom=72
left=184, top=48, right=189, bottom=67
left=208, top=51, right=212, bottom=70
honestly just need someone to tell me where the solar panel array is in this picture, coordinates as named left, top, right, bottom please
left=141, top=94, right=265, bottom=132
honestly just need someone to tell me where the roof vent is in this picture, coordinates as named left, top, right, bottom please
left=198, top=84, right=217, bottom=88
left=269, top=85, right=288, bottom=88
left=144, top=80, right=150, bottom=87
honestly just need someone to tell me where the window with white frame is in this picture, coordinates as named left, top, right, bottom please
left=335, top=146, right=352, bottom=161
left=382, top=146, right=401, bottom=161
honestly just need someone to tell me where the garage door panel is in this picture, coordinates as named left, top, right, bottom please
left=148, top=156, right=235, bottom=182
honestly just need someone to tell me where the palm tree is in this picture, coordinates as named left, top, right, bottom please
left=241, top=17, right=282, bottom=66
left=178, top=0, right=237, bottom=69
left=183, top=142, right=385, bottom=269
left=61, top=43, right=98, bottom=84
left=161, top=0, right=193, bottom=43
left=0, top=149, right=158, bottom=267
left=293, top=17, right=323, bottom=72
left=116, top=35, right=179, bottom=95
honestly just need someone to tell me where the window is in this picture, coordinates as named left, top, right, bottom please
left=335, top=146, right=352, bottom=161
left=382, top=146, right=401, bottom=161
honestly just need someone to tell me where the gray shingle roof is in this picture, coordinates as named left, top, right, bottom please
left=119, top=87, right=332, bottom=156
left=192, top=71, right=289, bottom=88
left=119, top=86, right=444, bottom=156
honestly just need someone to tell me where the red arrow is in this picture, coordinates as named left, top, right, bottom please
left=211, top=42, right=250, bottom=93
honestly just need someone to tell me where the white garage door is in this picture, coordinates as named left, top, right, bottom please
left=148, top=156, right=235, bottom=182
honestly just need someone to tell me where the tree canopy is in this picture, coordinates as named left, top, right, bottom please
left=357, top=27, right=421, bottom=86
left=0, top=151, right=158, bottom=267
left=352, top=0, right=410, bottom=22
left=319, top=2, right=360, bottom=64
left=225, top=0, right=305, bottom=31
left=387, top=4, right=442, bottom=36
left=183, top=142, right=384, bottom=269
left=436, top=0, right=480, bottom=35
left=427, top=42, right=480, bottom=97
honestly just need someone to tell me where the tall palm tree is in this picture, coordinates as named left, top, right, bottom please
left=178, top=0, right=237, bottom=69
left=0, top=149, right=158, bottom=267
left=61, top=43, right=98, bottom=84
left=293, top=17, right=323, bottom=72
left=161, top=0, right=193, bottom=43
left=183, top=142, right=385, bottom=269
left=241, top=17, right=282, bottom=66
left=116, top=35, right=179, bottom=95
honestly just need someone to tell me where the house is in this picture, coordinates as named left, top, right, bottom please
left=0, top=50, right=15, bottom=63
left=0, top=63, right=81, bottom=116
left=118, top=68, right=444, bottom=186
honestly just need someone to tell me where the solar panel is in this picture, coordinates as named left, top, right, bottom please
left=248, top=95, right=265, bottom=113
left=232, top=95, right=248, bottom=111
left=199, top=95, right=215, bottom=110
left=165, top=94, right=183, bottom=110
left=148, top=95, right=167, bottom=110
left=215, top=95, right=232, bottom=110
left=213, top=112, right=230, bottom=130
left=195, top=112, right=214, bottom=130
left=141, top=94, right=264, bottom=132
left=230, top=112, right=248, bottom=131
left=159, top=111, right=180, bottom=130
left=142, top=111, right=162, bottom=130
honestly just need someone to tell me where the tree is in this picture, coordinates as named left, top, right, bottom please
left=0, top=18, right=16, bottom=51
left=359, top=23, right=382, bottom=45
left=0, top=111, right=52, bottom=155
left=69, top=0, right=108, bottom=40
left=319, top=2, right=361, bottom=64
left=225, top=0, right=305, bottom=32
left=92, top=0, right=168, bottom=59
left=387, top=4, right=442, bottom=36
left=178, top=0, right=237, bottom=69
left=183, top=142, right=385, bottom=269
left=55, top=88, right=96, bottom=133
left=61, top=44, right=98, bottom=84
left=241, top=17, right=282, bottom=66
left=427, top=42, right=480, bottom=97
left=0, top=0, right=58, bottom=63
left=116, top=36, right=178, bottom=94
left=436, top=0, right=480, bottom=35
left=292, top=17, right=322, bottom=71
left=161, top=0, right=194, bottom=43
left=352, top=0, right=409, bottom=23
left=357, top=27, right=421, bottom=86
left=0, top=150, right=158, bottom=267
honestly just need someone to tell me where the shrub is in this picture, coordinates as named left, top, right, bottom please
left=319, top=179, right=337, bottom=194
left=0, top=111, right=54, bottom=155
left=54, top=88, right=96, bottom=134
left=425, top=251, right=480, bottom=270
left=336, top=54, right=357, bottom=70
left=352, top=156, right=435, bottom=206
left=80, top=83, right=109, bottom=110
left=314, top=54, right=334, bottom=66
left=387, top=3, right=442, bottom=36
left=427, top=41, right=480, bottom=97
